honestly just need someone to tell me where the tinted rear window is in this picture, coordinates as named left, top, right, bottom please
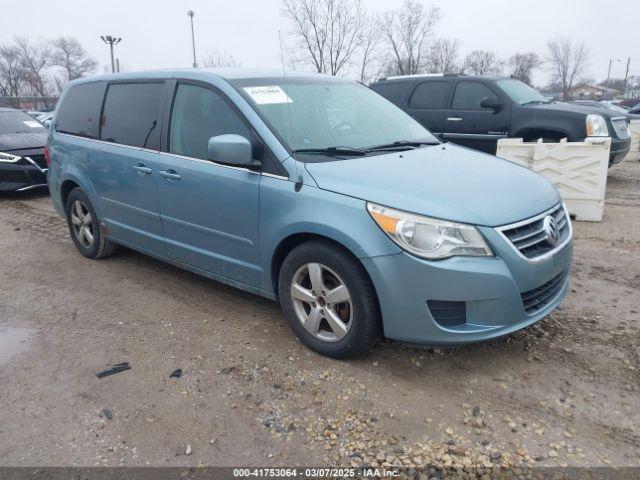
left=55, top=82, right=106, bottom=138
left=100, top=82, right=164, bottom=149
left=370, top=82, right=408, bottom=104
left=409, top=81, right=449, bottom=109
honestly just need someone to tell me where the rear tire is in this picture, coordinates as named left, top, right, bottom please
left=278, top=240, right=382, bottom=359
left=65, top=188, right=117, bottom=259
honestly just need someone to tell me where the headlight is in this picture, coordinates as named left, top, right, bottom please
left=0, top=151, right=21, bottom=163
left=367, top=203, right=493, bottom=260
left=586, top=114, right=609, bottom=137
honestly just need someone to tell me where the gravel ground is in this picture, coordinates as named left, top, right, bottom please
left=0, top=158, right=638, bottom=474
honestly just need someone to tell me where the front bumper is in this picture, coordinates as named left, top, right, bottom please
left=362, top=234, right=573, bottom=345
left=608, top=136, right=631, bottom=166
left=0, top=152, right=48, bottom=192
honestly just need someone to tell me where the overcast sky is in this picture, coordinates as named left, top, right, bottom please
left=1, top=0, right=637, bottom=87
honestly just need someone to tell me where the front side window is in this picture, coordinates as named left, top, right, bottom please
left=451, top=82, right=499, bottom=110
left=235, top=79, right=437, bottom=155
left=169, top=84, right=251, bottom=160
left=55, top=82, right=105, bottom=138
left=100, top=82, right=163, bottom=149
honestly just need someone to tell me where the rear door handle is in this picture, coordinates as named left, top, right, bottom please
left=447, top=117, right=463, bottom=122
left=132, top=164, right=152, bottom=175
left=159, top=170, right=181, bottom=181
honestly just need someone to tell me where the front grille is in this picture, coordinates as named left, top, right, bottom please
left=427, top=300, right=466, bottom=327
left=26, top=154, right=47, bottom=170
left=612, top=117, right=630, bottom=140
left=521, top=271, right=568, bottom=314
left=498, top=204, right=571, bottom=260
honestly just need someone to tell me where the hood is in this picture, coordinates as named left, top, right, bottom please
left=0, top=132, right=47, bottom=152
left=304, top=144, right=560, bottom=227
left=527, top=101, right=619, bottom=118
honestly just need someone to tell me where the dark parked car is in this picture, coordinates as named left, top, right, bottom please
left=0, top=108, right=49, bottom=192
left=370, top=74, right=631, bottom=165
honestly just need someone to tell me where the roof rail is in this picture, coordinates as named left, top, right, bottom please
left=379, top=73, right=463, bottom=81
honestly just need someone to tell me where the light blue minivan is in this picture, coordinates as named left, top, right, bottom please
left=47, top=69, right=573, bottom=358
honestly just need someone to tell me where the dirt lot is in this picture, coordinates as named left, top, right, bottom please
left=0, top=158, right=639, bottom=473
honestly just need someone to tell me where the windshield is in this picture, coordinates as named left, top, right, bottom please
left=0, top=111, right=46, bottom=134
left=496, top=79, right=549, bottom=105
left=234, top=78, right=437, bottom=154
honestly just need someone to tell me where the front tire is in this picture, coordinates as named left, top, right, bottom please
left=65, top=188, right=117, bottom=259
left=278, top=240, right=382, bottom=358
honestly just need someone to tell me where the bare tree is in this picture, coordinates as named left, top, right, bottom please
left=462, top=50, right=503, bottom=76
left=547, top=37, right=590, bottom=100
left=50, top=37, right=97, bottom=82
left=427, top=38, right=460, bottom=73
left=281, top=0, right=366, bottom=76
left=0, top=43, right=24, bottom=97
left=14, top=36, right=51, bottom=97
left=357, top=15, right=382, bottom=83
left=508, top=52, right=541, bottom=86
left=378, top=0, right=441, bottom=76
left=201, top=51, right=241, bottom=68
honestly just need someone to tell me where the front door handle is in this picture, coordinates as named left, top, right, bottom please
left=159, top=169, right=181, bottom=181
left=132, top=164, right=152, bottom=175
left=446, top=117, right=463, bottom=122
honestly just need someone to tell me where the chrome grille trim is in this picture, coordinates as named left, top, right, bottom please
left=496, top=203, right=572, bottom=263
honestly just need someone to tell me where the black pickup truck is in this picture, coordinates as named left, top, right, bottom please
left=370, top=74, right=631, bottom=165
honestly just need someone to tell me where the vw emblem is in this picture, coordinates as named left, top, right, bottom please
left=542, top=215, right=559, bottom=246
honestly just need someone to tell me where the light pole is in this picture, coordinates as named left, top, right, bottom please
left=187, top=10, right=197, bottom=68
left=100, top=35, right=122, bottom=73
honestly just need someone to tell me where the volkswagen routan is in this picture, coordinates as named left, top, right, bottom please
left=47, top=69, right=573, bottom=358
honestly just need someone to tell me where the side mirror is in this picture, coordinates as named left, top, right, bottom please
left=207, top=134, right=261, bottom=168
left=480, top=96, right=504, bottom=112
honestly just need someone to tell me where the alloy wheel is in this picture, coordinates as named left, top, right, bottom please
left=290, top=262, right=353, bottom=342
left=70, top=200, right=95, bottom=248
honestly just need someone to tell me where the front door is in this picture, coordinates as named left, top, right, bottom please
left=443, top=80, right=511, bottom=154
left=89, top=81, right=166, bottom=255
left=155, top=82, right=261, bottom=287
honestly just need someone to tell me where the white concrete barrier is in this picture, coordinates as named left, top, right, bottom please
left=627, top=119, right=640, bottom=162
left=496, top=137, right=611, bottom=222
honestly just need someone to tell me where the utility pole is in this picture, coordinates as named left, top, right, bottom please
left=188, top=10, right=197, bottom=68
left=606, top=58, right=620, bottom=99
left=100, top=36, right=122, bottom=73
left=623, top=57, right=631, bottom=97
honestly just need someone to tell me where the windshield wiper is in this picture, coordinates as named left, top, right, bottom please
left=293, top=146, right=367, bottom=156
left=365, top=139, right=440, bottom=151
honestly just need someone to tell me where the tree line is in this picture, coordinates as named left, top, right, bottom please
left=0, top=36, right=96, bottom=98
left=281, top=0, right=598, bottom=99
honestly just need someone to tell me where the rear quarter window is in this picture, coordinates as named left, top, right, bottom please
left=55, top=82, right=106, bottom=138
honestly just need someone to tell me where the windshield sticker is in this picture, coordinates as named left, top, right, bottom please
left=243, top=86, right=292, bottom=105
left=23, top=120, right=42, bottom=128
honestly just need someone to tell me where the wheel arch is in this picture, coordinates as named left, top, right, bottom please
left=270, top=232, right=379, bottom=300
